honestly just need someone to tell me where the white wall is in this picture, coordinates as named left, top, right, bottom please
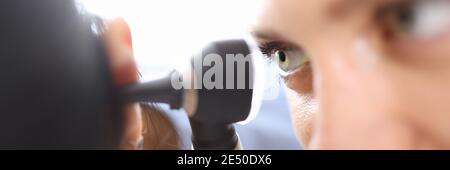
left=78, top=0, right=263, bottom=81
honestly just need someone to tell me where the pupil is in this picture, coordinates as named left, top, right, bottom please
left=396, top=7, right=415, bottom=31
left=277, top=51, right=286, bottom=62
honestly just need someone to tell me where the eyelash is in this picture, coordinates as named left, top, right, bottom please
left=258, top=41, right=291, bottom=58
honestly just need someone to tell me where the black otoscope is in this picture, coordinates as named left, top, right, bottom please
left=123, top=39, right=260, bottom=150
left=0, top=1, right=262, bottom=149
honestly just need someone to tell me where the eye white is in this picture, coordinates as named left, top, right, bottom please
left=412, top=0, right=450, bottom=38
left=273, top=49, right=308, bottom=76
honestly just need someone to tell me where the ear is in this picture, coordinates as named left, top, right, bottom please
left=103, top=18, right=138, bottom=86
left=102, top=18, right=143, bottom=149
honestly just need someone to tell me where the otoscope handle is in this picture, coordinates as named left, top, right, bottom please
left=189, top=118, right=240, bottom=150
left=123, top=71, right=183, bottom=109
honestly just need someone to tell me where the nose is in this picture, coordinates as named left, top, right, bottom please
left=308, top=38, right=414, bottom=149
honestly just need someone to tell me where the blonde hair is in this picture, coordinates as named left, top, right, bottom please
left=140, top=104, right=181, bottom=149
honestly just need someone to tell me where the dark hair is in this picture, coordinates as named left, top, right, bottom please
left=0, top=0, right=123, bottom=149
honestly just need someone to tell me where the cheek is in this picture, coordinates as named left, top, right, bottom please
left=386, top=60, right=450, bottom=148
left=284, top=63, right=313, bottom=94
left=384, top=31, right=450, bottom=147
left=285, top=87, right=317, bottom=148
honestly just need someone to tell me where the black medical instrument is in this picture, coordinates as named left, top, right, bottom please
left=0, top=0, right=124, bottom=149
left=123, top=39, right=257, bottom=150
left=0, top=0, right=260, bottom=149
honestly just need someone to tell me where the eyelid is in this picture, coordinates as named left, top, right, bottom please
left=258, top=41, right=300, bottom=57
left=376, top=0, right=450, bottom=40
left=374, top=0, right=413, bottom=21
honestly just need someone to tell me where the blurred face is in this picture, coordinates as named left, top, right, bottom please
left=253, top=0, right=450, bottom=149
left=102, top=18, right=143, bottom=149
left=103, top=18, right=180, bottom=150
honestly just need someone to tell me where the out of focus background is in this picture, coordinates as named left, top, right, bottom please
left=78, top=0, right=301, bottom=150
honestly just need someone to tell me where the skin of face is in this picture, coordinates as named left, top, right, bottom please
left=102, top=18, right=143, bottom=149
left=103, top=18, right=181, bottom=150
left=253, top=0, right=450, bottom=149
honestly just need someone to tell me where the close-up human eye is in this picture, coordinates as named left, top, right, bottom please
left=379, top=0, right=450, bottom=40
left=258, top=42, right=310, bottom=76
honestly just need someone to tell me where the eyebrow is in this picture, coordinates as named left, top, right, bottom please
left=328, top=0, right=364, bottom=15
left=327, top=0, right=405, bottom=17
left=251, top=29, right=284, bottom=42
left=251, top=0, right=407, bottom=42
left=250, top=0, right=396, bottom=40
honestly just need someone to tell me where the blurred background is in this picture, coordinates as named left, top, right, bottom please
left=77, top=0, right=301, bottom=150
